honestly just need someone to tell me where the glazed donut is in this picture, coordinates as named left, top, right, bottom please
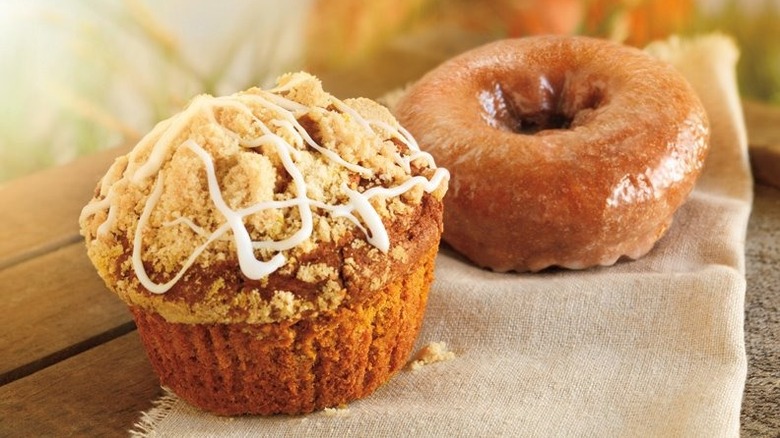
left=395, top=35, right=710, bottom=272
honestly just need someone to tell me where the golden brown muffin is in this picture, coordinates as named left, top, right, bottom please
left=79, top=72, right=449, bottom=416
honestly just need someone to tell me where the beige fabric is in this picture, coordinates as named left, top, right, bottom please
left=132, top=34, right=751, bottom=437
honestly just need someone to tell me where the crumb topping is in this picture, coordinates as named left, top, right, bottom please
left=79, top=72, right=448, bottom=324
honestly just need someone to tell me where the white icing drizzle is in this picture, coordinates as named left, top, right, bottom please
left=331, top=98, right=373, bottom=134
left=132, top=171, right=233, bottom=294
left=130, top=98, right=207, bottom=184
left=79, top=197, right=108, bottom=222
left=265, top=72, right=318, bottom=96
left=343, top=171, right=449, bottom=251
left=368, top=119, right=437, bottom=173
left=163, top=217, right=211, bottom=238
left=84, top=75, right=449, bottom=294
left=185, top=139, right=290, bottom=280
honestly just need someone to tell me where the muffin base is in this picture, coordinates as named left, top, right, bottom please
left=130, top=247, right=437, bottom=416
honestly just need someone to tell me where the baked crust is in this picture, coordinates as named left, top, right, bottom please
left=131, top=245, right=438, bottom=415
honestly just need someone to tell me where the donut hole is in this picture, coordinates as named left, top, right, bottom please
left=513, top=111, right=572, bottom=134
left=479, top=82, right=604, bottom=135
left=562, top=83, right=606, bottom=129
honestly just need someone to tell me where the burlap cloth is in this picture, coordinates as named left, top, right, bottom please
left=132, top=35, right=752, bottom=437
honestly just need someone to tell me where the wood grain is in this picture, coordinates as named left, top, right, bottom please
left=744, top=100, right=780, bottom=189
left=0, top=243, right=133, bottom=383
left=0, top=143, right=131, bottom=270
left=0, top=332, right=161, bottom=437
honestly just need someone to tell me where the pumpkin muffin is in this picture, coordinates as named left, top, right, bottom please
left=79, top=72, right=449, bottom=416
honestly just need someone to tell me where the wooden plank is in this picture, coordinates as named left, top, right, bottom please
left=0, top=332, right=161, bottom=437
left=743, top=100, right=780, bottom=188
left=0, top=243, right=133, bottom=383
left=0, top=143, right=131, bottom=270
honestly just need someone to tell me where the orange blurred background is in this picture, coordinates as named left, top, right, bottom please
left=304, top=0, right=779, bottom=103
left=1, top=0, right=778, bottom=183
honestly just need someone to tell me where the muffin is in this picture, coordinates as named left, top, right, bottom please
left=79, top=72, right=449, bottom=415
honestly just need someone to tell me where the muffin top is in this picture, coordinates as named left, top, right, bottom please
left=80, top=72, right=448, bottom=324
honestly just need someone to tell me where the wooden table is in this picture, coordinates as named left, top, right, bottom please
left=1, top=94, right=778, bottom=436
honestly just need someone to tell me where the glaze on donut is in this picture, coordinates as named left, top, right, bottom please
left=395, top=36, right=710, bottom=272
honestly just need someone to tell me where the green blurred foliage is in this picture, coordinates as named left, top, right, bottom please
left=691, top=0, right=780, bottom=104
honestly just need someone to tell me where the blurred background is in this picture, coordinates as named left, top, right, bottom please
left=1, top=0, right=779, bottom=183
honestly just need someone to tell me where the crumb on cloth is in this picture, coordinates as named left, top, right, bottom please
left=322, top=406, right=351, bottom=417
left=407, top=341, right=456, bottom=371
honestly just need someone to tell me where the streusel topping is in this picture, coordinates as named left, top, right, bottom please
left=79, top=72, right=448, bottom=323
